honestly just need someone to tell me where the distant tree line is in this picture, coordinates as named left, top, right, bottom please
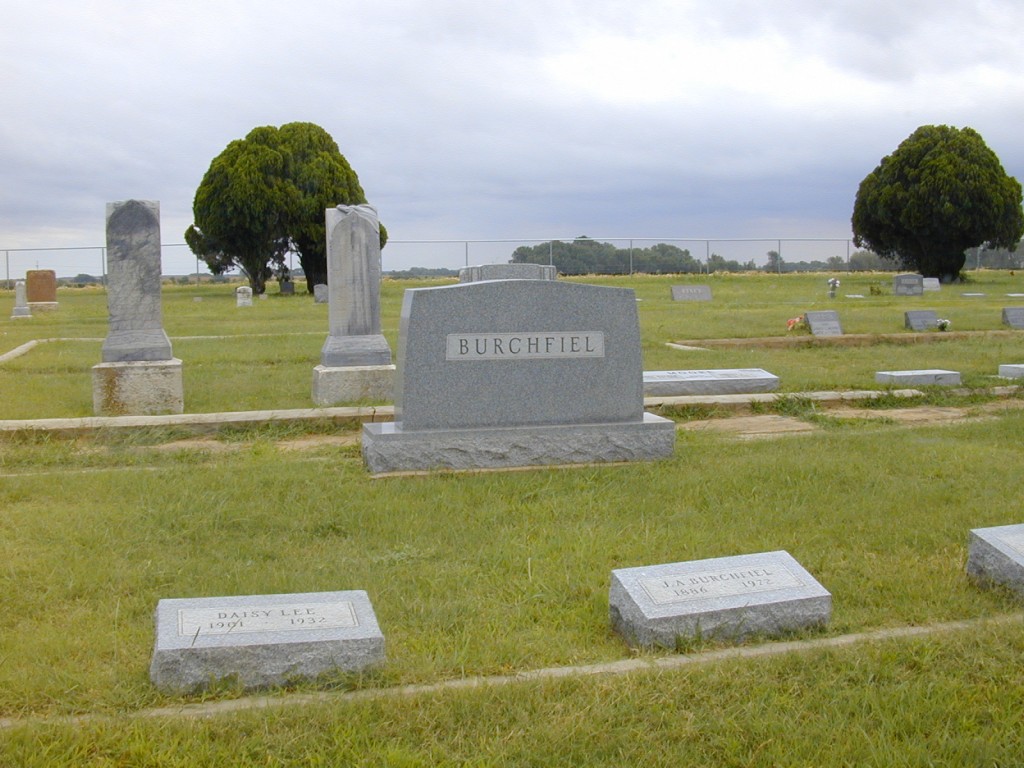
left=384, top=267, right=459, bottom=279
left=511, top=237, right=754, bottom=275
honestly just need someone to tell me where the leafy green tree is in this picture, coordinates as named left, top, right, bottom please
left=852, top=125, right=1023, bottom=282
left=186, top=122, right=383, bottom=294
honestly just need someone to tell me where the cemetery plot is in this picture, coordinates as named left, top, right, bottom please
left=609, top=551, right=831, bottom=648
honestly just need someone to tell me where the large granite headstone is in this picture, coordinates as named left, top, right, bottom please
left=312, top=205, right=394, bottom=405
left=671, top=285, right=713, bottom=302
left=804, top=310, right=843, bottom=336
left=904, top=310, right=939, bottom=331
left=643, top=368, right=779, bottom=397
left=150, top=590, right=385, bottom=693
left=1002, top=308, right=1024, bottom=329
left=25, top=269, right=57, bottom=310
left=10, top=280, right=31, bottom=319
left=362, top=279, right=675, bottom=473
left=460, top=263, right=556, bottom=282
left=609, top=551, right=831, bottom=648
left=875, top=369, right=960, bottom=386
left=92, top=200, right=183, bottom=415
left=893, top=273, right=924, bottom=296
left=967, top=524, right=1024, bottom=597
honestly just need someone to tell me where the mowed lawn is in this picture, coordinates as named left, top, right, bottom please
left=1, top=272, right=1024, bottom=765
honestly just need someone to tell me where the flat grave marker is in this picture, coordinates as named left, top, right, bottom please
left=671, top=285, right=713, bottom=302
left=904, top=309, right=938, bottom=331
left=804, top=310, right=843, bottom=336
left=967, top=524, right=1024, bottom=597
left=642, top=368, right=779, bottom=397
left=150, top=590, right=385, bottom=693
left=875, top=369, right=961, bottom=386
left=998, top=364, right=1024, bottom=379
left=609, top=551, right=831, bottom=648
left=1001, top=307, right=1024, bottom=329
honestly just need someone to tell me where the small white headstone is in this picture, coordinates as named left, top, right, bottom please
left=922, top=277, right=941, bottom=292
left=10, top=280, right=31, bottom=318
left=236, top=286, right=253, bottom=307
left=313, top=284, right=329, bottom=303
left=610, top=551, right=831, bottom=648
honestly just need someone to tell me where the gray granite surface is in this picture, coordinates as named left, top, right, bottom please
left=459, top=263, right=556, bottom=282
left=610, top=551, right=831, bottom=648
left=967, top=524, right=1024, bottom=597
left=150, top=590, right=384, bottom=693
left=11, top=280, right=30, bottom=318
left=1002, top=307, right=1024, bottom=329
left=998, top=364, right=1024, bottom=378
left=893, top=273, right=924, bottom=296
left=904, top=310, right=939, bottom=331
left=670, top=285, right=712, bottom=301
left=642, top=368, right=779, bottom=396
left=804, top=310, right=843, bottom=336
left=875, top=369, right=960, bottom=386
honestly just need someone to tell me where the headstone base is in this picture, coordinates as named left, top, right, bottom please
left=149, top=590, right=385, bottom=694
left=967, top=524, right=1024, bottom=596
left=312, top=364, right=395, bottom=405
left=27, top=302, right=58, bottom=312
left=875, top=369, right=960, bottom=386
left=92, top=359, right=184, bottom=416
left=609, top=551, right=831, bottom=649
left=10, top=307, right=31, bottom=319
left=998, top=364, right=1024, bottom=379
left=320, top=334, right=392, bottom=367
left=362, top=413, right=675, bottom=474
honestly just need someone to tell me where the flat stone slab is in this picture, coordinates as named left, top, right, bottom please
left=610, top=551, right=831, bottom=648
left=312, top=364, right=395, bottom=405
left=1002, top=308, right=1024, bottom=329
left=967, top=524, right=1024, bottom=597
left=92, top=359, right=184, bottom=415
left=150, top=590, right=384, bottom=693
left=642, top=368, right=779, bottom=396
left=998, top=364, right=1024, bottom=379
left=875, top=369, right=961, bottom=386
left=804, top=310, right=842, bottom=336
left=671, top=285, right=712, bottom=301
left=362, top=413, right=675, bottom=474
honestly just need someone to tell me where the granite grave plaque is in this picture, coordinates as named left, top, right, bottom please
left=671, top=285, right=713, bottom=301
left=1002, top=308, right=1024, bottom=329
left=150, top=590, right=385, bottom=693
left=893, top=273, right=924, bottom=296
left=904, top=310, right=938, bottom=331
left=459, top=263, right=556, bottom=282
left=998, top=364, right=1024, bottom=379
left=362, top=279, right=675, bottom=472
left=804, top=310, right=843, bottom=336
left=875, top=369, right=960, bottom=386
left=609, top=551, right=831, bottom=648
left=967, top=524, right=1024, bottom=597
left=642, top=368, right=779, bottom=397
left=923, top=277, right=941, bottom=292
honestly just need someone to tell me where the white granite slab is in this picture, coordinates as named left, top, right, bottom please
left=967, top=524, right=1024, bottom=597
left=998, top=364, right=1024, bottom=379
left=642, top=368, right=779, bottom=396
left=875, top=369, right=961, bottom=386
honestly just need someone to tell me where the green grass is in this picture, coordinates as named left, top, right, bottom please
left=2, top=272, right=1024, bottom=763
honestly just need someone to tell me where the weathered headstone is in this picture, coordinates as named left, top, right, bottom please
left=313, top=284, right=328, bottom=303
left=1002, top=308, right=1024, bottom=329
left=150, top=590, right=384, bottom=694
left=312, top=205, right=394, bottom=405
left=922, top=277, right=941, bottom=292
left=642, top=368, right=779, bottom=397
left=10, top=280, right=31, bottom=319
left=804, top=310, right=843, bottom=336
left=671, top=285, right=713, bottom=302
left=893, top=273, right=924, bottom=296
left=92, top=200, right=183, bottom=415
left=875, top=369, right=961, bottom=386
left=25, top=269, right=58, bottom=309
left=280, top=280, right=295, bottom=295
left=459, top=263, right=556, bottom=282
left=362, top=280, right=675, bottom=473
left=967, top=524, right=1024, bottom=598
left=609, top=551, right=831, bottom=648
left=236, top=286, right=253, bottom=307
left=998, top=364, right=1024, bottom=379
left=904, top=309, right=938, bottom=331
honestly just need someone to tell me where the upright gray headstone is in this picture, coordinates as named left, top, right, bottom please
left=804, top=310, right=843, bottom=336
left=609, top=551, right=831, bottom=648
left=92, top=200, right=183, bottom=415
left=362, top=280, right=675, bottom=472
left=320, top=205, right=391, bottom=367
left=922, top=277, right=941, bottom=292
left=313, top=284, right=328, bottom=303
left=150, top=590, right=385, bottom=693
left=236, top=286, right=253, bottom=307
left=101, top=200, right=173, bottom=362
left=10, top=280, right=31, bottom=318
left=671, top=285, right=713, bottom=301
left=1001, top=307, right=1024, bottom=329
left=893, top=273, right=924, bottom=296
left=904, top=310, right=939, bottom=331
left=967, top=524, right=1024, bottom=597
left=459, top=263, right=557, bottom=282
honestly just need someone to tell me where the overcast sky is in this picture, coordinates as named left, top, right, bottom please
left=3, top=0, right=1023, bottom=274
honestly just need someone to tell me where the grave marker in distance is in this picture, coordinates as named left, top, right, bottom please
left=1001, top=307, right=1024, bottom=329
left=904, top=310, right=939, bottom=331
left=609, top=551, right=831, bottom=648
left=893, top=273, right=924, bottom=296
left=804, top=310, right=843, bottom=336
left=671, top=285, right=713, bottom=302
left=967, top=524, right=1024, bottom=598
left=642, top=368, right=779, bottom=397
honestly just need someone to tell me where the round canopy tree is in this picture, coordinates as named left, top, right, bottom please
left=186, top=122, right=383, bottom=293
left=851, top=125, right=1023, bottom=282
